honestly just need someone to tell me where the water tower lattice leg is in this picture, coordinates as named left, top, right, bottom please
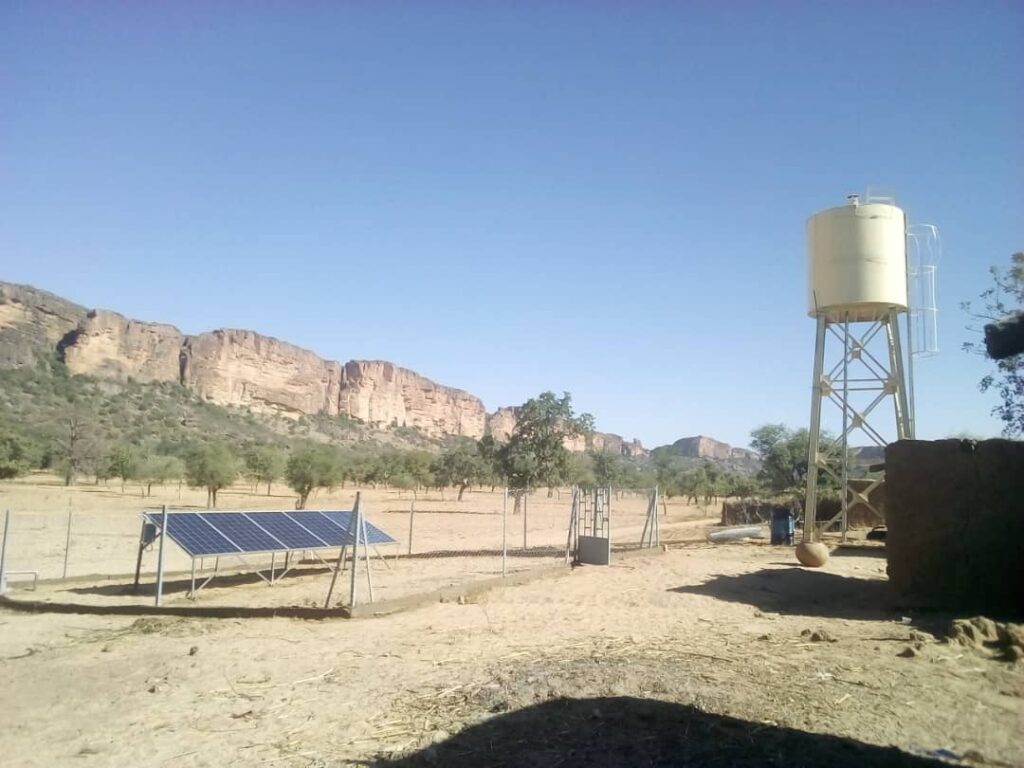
left=803, top=312, right=912, bottom=541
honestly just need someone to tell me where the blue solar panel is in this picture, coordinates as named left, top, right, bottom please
left=321, top=511, right=396, bottom=544
left=202, top=513, right=284, bottom=553
left=147, top=512, right=240, bottom=557
left=145, top=509, right=395, bottom=558
left=321, top=510, right=354, bottom=535
left=245, top=511, right=328, bottom=550
left=286, top=511, right=354, bottom=547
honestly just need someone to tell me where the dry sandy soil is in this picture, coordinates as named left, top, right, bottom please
left=0, top=477, right=1021, bottom=767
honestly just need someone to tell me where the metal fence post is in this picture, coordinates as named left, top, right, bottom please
left=522, top=490, right=528, bottom=550
left=501, top=488, right=507, bottom=577
left=407, top=491, right=415, bottom=556
left=62, top=507, right=73, bottom=579
left=0, top=510, right=10, bottom=595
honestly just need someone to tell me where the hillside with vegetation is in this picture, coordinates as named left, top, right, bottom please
left=0, top=356, right=777, bottom=509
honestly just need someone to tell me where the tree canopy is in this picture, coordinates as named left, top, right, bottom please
left=433, top=440, right=486, bottom=500
left=285, top=446, right=343, bottom=509
left=0, top=431, right=33, bottom=480
left=185, top=442, right=239, bottom=508
left=749, top=424, right=812, bottom=493
left=244, top=445, right=286, bottom=496
left=498, top=392, right=594, bottom=510
left=963, top=251, right=1024, bottom=436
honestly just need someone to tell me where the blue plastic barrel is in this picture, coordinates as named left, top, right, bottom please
left=770, top=507, right=794, bottom=545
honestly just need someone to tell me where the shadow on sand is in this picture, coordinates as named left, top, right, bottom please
left=668, top=567, right=894, bottom=620
left=370, top=696, right=944, bottom=768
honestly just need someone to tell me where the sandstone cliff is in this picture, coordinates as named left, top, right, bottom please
left=665, top=435, right=757, bottom=461
left=486, top=406, right=519, bottom=442
left=670, top=435, right=735, bottom=460
left=0, top=280, right=640, bottom=447
left=182, top=330, right=344, bottom=417
left=342, top=361, right=487, bottom=438
left=63, top=309, right=184, bottom=383
left=0, top=282, right=87, bottom=368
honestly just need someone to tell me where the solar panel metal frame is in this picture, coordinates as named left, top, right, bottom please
left=321, top=510, right=396, bottom=544
left=144, top=509, right=395, bottom=559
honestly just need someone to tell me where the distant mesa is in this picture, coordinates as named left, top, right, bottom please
left=663, top=435, right=758, bottom=461
left=0, top=280, right=642, bottom=452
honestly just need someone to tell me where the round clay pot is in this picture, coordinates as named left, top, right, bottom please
left=795, top=541, right=830, bottom=568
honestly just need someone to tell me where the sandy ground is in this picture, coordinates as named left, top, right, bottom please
left=1, top=478, right=1021, bottom=767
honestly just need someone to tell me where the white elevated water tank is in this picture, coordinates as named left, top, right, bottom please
left=807, top=199, right=908, bottom=321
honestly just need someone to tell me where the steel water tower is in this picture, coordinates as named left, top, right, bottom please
left=800, top=194, right=937, bottom=561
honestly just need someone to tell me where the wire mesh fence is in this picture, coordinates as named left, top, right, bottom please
left=0, top=478, right=715, bottom=611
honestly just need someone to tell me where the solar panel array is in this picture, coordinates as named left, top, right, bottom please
left=144, top=510, right=395, bottom=559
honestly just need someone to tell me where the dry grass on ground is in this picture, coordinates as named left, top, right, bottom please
left=0, top=477, right=1020, bottom=767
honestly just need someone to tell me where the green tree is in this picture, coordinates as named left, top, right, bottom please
left=52, top=408, right=102, bottom=486
left=390, top=471, right=417, bottom=497
left=589, top=449, right=624, bottom=488
left=962, top=251, right=1024, bottom=436
left=244, top=445, right=286, bottom=495
left=749, top=424, right=811, bottom=493
left=186, top=443, right=239, bottom=508
left=0, top=431, right=33, bottom=480
left=564, top=452, right=596, bottom=489
left=402, top=450, right=435, bottom=490
left=499, top=391, right=594, bottom=513
left=729, top=473, right=759, bottom=500
left=475, top=435, right=503, bottom=491
left=106, top=444, right=139, bottom=492
left=285, top=446, right=342, bottom=509
left=137, top=454, right=186, bottom=497
left=433, top=440, right=486, bottom=501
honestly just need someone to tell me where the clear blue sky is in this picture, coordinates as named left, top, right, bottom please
left=2, top=2, right=1021, bottom=448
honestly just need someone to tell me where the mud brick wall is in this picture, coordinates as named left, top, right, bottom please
left=886, top=439, right=1024, bottom=614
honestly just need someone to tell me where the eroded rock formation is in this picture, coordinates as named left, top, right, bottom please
left=0, top=283, right=87, bottom=368
left=669, top=435, right=752, bottom=460
left=341, top=360, right=486, bottom=437
left=182, top=330, right=344, bottom=417
left=0, top=280, right=636, bottom=445
left=63, top=310, right=183, bottom=383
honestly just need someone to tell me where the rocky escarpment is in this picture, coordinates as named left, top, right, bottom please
left=182, top=330, right=344, bottom=418
left=667, top=435, right=757, bottom=460
left=1, top=280, right=633, bottom=446
left=62, top=309, right=184, bottom=383
left=21, top=283, right=485, bottom=437
left=0, top=283, right=87, bottom=368
left=486, top=407, right=519, bottom=442
left=342, top=360, right=486, bottom=438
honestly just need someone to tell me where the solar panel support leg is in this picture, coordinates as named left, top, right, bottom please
left=270, top=552, right=276, bottom=585
left=324, top=545, right=345, bottom=609
left=362, top=506, right=374, bottom=603
left=155, top=505, right=168, bottom=607
left=133, top=519, right=147, bottom=592
left=190, top=559, right=196, bottom=598
left=348, top=492, right=362, bottom=608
